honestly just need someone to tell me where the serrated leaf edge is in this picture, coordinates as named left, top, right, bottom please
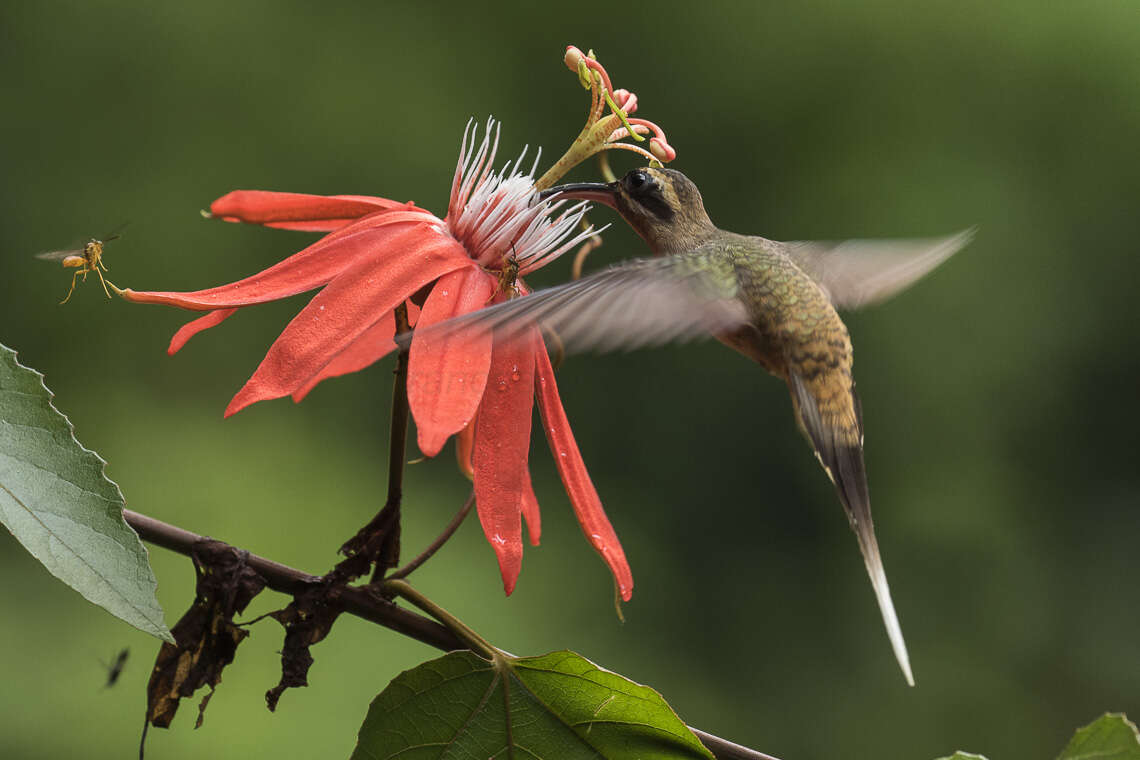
left=0, top=344, right=173, bottom=642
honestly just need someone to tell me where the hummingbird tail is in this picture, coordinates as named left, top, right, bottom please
left=788, top=372, right=914, bottom=685
left=852, top=510, right=915, bottom=687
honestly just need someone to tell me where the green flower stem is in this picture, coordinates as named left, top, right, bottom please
left=534, top=120, right=602, bottom=191
left=597, top=150, right=618, bottom=183
left=380, top=579, right=501, bottom=661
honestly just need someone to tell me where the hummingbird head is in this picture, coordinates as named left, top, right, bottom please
left=539, top=167, right=716, bottom=255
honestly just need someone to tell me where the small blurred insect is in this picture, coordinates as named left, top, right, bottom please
left=100, top=647, right=129, bottom=689
left=492, top=242, right=527, bottom=302
left=36, top=228, right=123, bottom=304
left=496, top=250, right=522, bottom=299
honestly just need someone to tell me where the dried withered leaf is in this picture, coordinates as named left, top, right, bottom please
left=265, top=582, right=344, bottom=711
left=334, top=500, right=400, bottom=584
left=145, top=540, right=266, bottom=729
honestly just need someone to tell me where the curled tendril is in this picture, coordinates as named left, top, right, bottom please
left=603, top=88, right=645, bottom=143
left=568, top=47, right=614, bottom=97
left=568, top=48, right=646, bottom=143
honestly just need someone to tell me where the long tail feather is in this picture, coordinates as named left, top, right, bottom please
left=789, top=372, right=914, bottom=685
left=850, top=505, right=914, bottom=686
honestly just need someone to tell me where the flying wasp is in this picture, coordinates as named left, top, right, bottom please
left=36, top=228, right=123, bottom=304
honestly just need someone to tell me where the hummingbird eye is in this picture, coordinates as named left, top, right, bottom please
left=624, top=170, right=651, bottom=192
left=621, top=169, right=674, bottom=221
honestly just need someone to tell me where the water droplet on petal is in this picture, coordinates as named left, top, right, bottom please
left=496, top=381, right=508, bottom=393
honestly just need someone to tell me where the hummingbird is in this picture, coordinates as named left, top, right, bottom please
left=431, top=167, right=972, bottom=685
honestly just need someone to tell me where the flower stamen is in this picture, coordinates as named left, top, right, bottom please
left=535, top=46, right=676, bottom=190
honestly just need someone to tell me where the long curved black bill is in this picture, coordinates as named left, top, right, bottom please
left=538, top=181, right=619, bottom=209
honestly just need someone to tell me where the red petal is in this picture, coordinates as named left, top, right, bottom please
left=534, top=344, right=633, bottom=601
left=472, top=335, right=538, bottom=596
left=167, top=308, right=238, bottom=355
left=407, top=268, right=496, bottom=457
left=120, top=211, right=442, bottom=311
left=224, top=229, right=468, bottom=416
left=291, top=309, right=397, bottom=402
left=292, top=299, right=422, bottom=403
left=210, top=191, right=413, bottom=231
left=521, top=468, right=542, bottom=547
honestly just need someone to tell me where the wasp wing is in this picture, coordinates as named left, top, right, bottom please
left=35, top=249, right=84, bottom=262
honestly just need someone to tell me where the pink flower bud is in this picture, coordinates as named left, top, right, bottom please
left=649, top=137, right=676, bottom=162
left=612, top=88, right=638, bottom=114
left=564, top=45, right=585, bottom=71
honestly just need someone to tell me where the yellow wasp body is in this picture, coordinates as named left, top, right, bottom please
left=36, top=234, right=119, bottom=303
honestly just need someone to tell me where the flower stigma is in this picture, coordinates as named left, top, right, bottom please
left=535, top=45, right=676, bottom=190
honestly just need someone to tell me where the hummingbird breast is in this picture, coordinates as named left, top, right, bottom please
left=716, top=240, right=861, bottom=444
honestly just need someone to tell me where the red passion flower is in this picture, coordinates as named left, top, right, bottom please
left=119, top=46, right=676, bottom=602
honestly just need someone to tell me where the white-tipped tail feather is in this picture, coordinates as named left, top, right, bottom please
left=860, top=536, right=914, bottom=686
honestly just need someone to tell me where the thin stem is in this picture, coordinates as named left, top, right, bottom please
left=385, top=303, right=412, bottom=512
left=369, top=302, right=412, bottom=581
left=597, top=150, right=617, bottom=184
left=570, top=229, right=603, bottom=281
left=124, top=508, right=779, bottom=760
left=689, top=731, right=783, bottom=760
left=124, top=509, right=461, bottom=651
left=336, top=302, right=412, bottom=583
left=380, top=578, right=499, bottom=661
left=388, top=489, right=476, bottom=580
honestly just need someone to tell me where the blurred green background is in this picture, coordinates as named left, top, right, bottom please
left=2, top=1, right=1137, bottom=758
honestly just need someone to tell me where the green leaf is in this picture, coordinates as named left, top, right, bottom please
left=1057, top=714, right=1140, bottom=760
left=351, top=649, right=714, bottom=759
left=935, top=714, right=1139, bottom=760
left=0, top=344, right=172, bottom=642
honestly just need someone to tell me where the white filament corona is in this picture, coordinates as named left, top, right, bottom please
left=446, top=117, right=605, bottom=275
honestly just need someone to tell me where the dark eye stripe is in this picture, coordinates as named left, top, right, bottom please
left=637, top=190, right=675, bottom=221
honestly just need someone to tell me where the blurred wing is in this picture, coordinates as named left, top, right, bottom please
left=101, top=221, right=130, bottom=242
left=35, top=249, right=82, bottom=262
left=421, top=254, right=749, bottom=355
left=779, top=228, right=974, bottom=309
